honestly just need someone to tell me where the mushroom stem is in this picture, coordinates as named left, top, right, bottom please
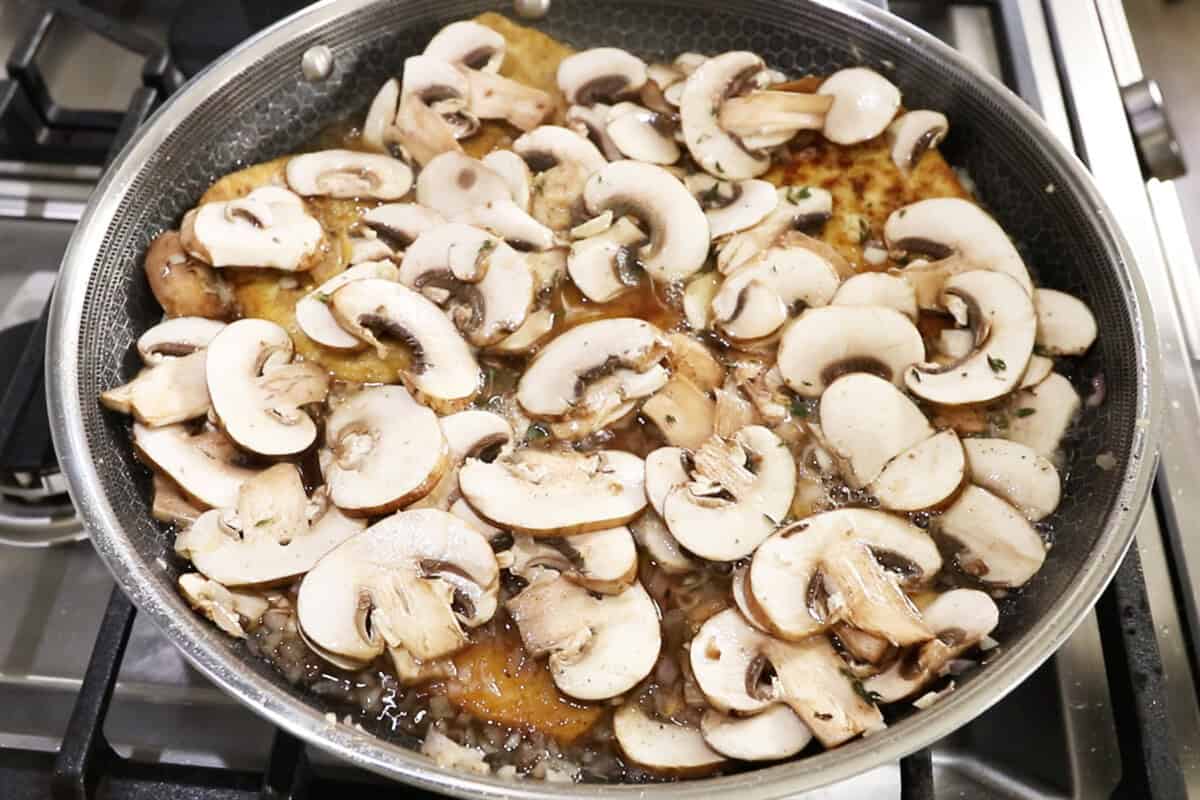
left=719, top=91, right=832, bottom=138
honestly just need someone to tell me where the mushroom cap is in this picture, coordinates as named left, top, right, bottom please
left=582, top=160, right=710, bottom=282
left=205, top=318, right=329, bottom=457
left=285, top=150, right=413, bottom=200
left=566, top=103, right=625, bottom=162
left=512, top=124, right=607, bottom=175
left=136, top=317, right=226, bottom=364
left=683, top=271, right=721, bottom=330
left=454, top=199, right=555, bottom=251
left=459, top=448, right=647, bottom=536
left=361, top=78, right=400, bottom=154
left=689, top=176, right=779, bottom=239
left=152, top=473, right=203, bottom=527
left=464, top=68, right=553, bottom=132
left=641, top=375, right=716, bottom=450
left=1005, top=372, right=1080, bottom=459
left=680, top=51, right=771, bottom=179
left=181, top=186, right=323, bottom=271
left=629, top=511, right=696, bottom=574
left=400, top=55, right=476, bottom=139
left=831, top=272, right=918, bottom=320
left=297, top=509, right=499, bottom=667
left=508, top=525, right=638, bottom=594
left=1033, top=288, right=1097, bottom=356
left=711, top=245, right=842, bottom=341
left=481, top=149, right=533, bottom=211
left=963, top=438, right=1061, bottom=521
left=321, top=385, right=448, bottom=516
left=362, top=202, right=447, bottom=250
left=517, top=317, right=669, bottom=418
left=819, top=372, right=933, bottom=488
left=330, top=278, right=481, bottom=412
left=488, top=308, right=557, bottom=355
left=1020, top=353, right=1054, bottom=389
left=869, top=429, right=967, bottom=511
left=132, top=423, right=256, bottom=509
left=506, top=573, right=661, bottom=700
left=717, top=187, right=835, bottom=274
left=423, top=20, right=506, bottom=72
left=143, top=230, right=235, bottom=320
left=936, top=484, right=1047, bottom=586
left=644, top=446, right=690, bottom=516
left=100, top=350, right=211, bottom=428
left=613, top=704, right=726, bottom=776
left=295, top=260, right=399, bottom=350
left=557, top=47, right=648, bottom=106
left=749, top=508, right=942, bottom=640
left=818, top=67, right=901, bottom=145
left=689, top=608, right=776, bottom=713
left=701, top=705, right=813, bottom=762
left=440, top=408, right=514, bottom=462
left=605, top=103, right=680, bottom=164
left=415, top=152, right=511, bottom=217
left=663, top=426, right=796, bottom=561
left=888, top=110, right=949, bottom=173
left=567, top=216, right=646, bottom=303
left=778, top=305, right=925, bottom=397
left=905, top=270, right=1037, bottom=405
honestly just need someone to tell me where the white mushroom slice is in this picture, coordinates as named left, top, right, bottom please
left=690, top=608, right=777, bottom=713
left=286, top=150, right=413, bottom=200
left=885, top=198, right=1033, bottom=299
left=463, top=68, right=553, bottom=132
left=1034, top=289, right=1098, bottom=356
left=361, top=78, right=400, bottom=154
left=766, top=634, right=883, bottom=747
left=546, top=363, right=667, bottom=442
left=449, top=497, right=504, bottom=540
left=683, top=271, right=721, bottom=329
left=731, top=565, right=773, bottom=633
left=136, top=317, right=225, bottom=364
left=132, top=424, right=255, bottom=509
left=517, top=317, right=668, bottom=418
left=778, top=305, right=925, bottom=397
left=663, top=80, right=686, bottom=107
left=362, top=203, right=447, bottom=250
left=557, top=48, right=648, bottom=105
left=888, top=110, right=949, bottom=173
left=296, top=261, right=399, bottom=350
left=178, top=573, right=268, bottom=638
left=663, top=426, right=796, bottom=561
left=508, top=526, right=638, bottom=594
left=865, top=589, right=1000, bottom=703
left=421, top=729, right=490, bottom=776
left=613, top=704, right=726, bottom=776
left=642, top=376, right=716, bottom=449
left=401, top=55, right=477, bottom=140
left=176, top=465, right=365, bottom=586
left=629, top=512, right=696, bottom=574
left=963, top=438, right=1061, bottom=521
left=717, top=187, right=835, bottom=274
left=689, top=177, right=778, bottom=239
left=320, top=386, right=447, bottom=516
left=152, top=473, right=203, bottom=527
left=701, top=705, right=813, bottom=762
left=330, top=279, right=481, bottom=412
left=454, top=199, right=555, bottom=251
left=605, top=103, right=680, bottom=164
left=666, top=332, right=725, bottom=392
left=583, top=160, right=709, bottom=282
left=488, top=308, right=556, bottom=355
left=818, top=67, right=901, bottom=145
left=348, top=236, right=394, bottom=265
left=567, top=217, right=646, bottom=303
left=507, top=574, right=660, bottom=700
left=1005, top=372, right=1081, bottom=458
left=831, top=272, right=918, bottom=320
left=647, top=62, right=684, bottom=90
left=423, top=20, right=505, bottom=73
left=180, top=186, right=323, bottom=271
left=480, top=150, right=532, bottom=211
left=100, top=350, right=210, bottom=427
left=936, top=485, right=1047, bottom=586
left=718, top=90, right=831, bottom=142
left=513, top=124, right=607, bottom=175
left=750, top=509, right=941, bottom=642
left=675, top=52, right=707, bottom=76
left=819, top=373, right=933, bottom=488
left=644, top=446, right=690, bottom=516
left=905, top=270, right=1036, bottom=405
left=391, top=88, right=463, bottom=166
left=415, top=151, right=511, bottom=218
left=412, top=408, right=515, bottom=513
left=566, top=104, right=623, bottom=162
left=1020, top=353, right=1054, bottom=389
left=711, top=246, right=842, bottom=341
left=297, top=509, right=499, bottom=668
left=399, top=221, right=498, bottom=285
left=937, top=327, right=975, bottom=360
left=680, top=51, right=772, bottom=179
left=205, top=319, right=328, bottom=457
left=870, top=430, right=967, bottom=511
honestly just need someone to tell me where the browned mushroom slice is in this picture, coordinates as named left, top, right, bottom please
left=935, top=485, right=1047, bottom=586
left=143, top=231, right=234, bottom=320
left=132, top=423, right=257, bottom=510
left=100, top=350, right=210, bottom=427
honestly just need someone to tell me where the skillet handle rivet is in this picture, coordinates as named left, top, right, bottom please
left=302, top=45, right=335, bottom=82
left=514, top=0, right=551, bottom=20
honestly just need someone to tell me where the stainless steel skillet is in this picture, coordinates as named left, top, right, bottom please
left=46, top=0, right=1160, bottom=796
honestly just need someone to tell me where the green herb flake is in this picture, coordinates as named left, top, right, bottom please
left=987, top=355, right=1007, bottom=373
left=841, top=668, right=882, bottom=704
left=665, top=414, right=677, bottom=425
left=1015, top=407, right=1037, bottom=418
left=787, top=186, right=812, bottom=204
left=254, top=518, right=275, bottom=528
left=525, top=423, right=550, bottom=442
left=790, top=396, right=810, bottom=418
left=314, top=292, right=330, bottom=304
left=857, top=217, right=871, bottom=244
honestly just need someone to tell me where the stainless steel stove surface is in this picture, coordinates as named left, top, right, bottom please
left=3, top=1, right=1200, bottom=798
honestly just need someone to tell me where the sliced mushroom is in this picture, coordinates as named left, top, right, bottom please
left=506, top=572, right=660, bottom=700
left=731, top=564, right=773, bottom=633
left=180, top=186, right=324, bottom=272
left=717, top=187, right=835, bottom=274
left=349, top=234, right=397, bottom=265
left=662, top=426, right=796, bottom=561
left=819, top=373, right=934, bottom=488
left=869, top=430, right=966, bottom=511
left=1033, top=289, right=1098, bottom=356
left=565, top=104, right=623, bottom=161
left=143, top=231, right=234, bottom=320
left=152, top=473, right=203, bottom=526
left=557, top=48, right=648, bottom=106
left=100, top=350, right=210, bottom=427
left=749, top=509, right=941, bottom=642
left=463, top=68, right=553, bottom=132
left=423, top=20, right=505, bottom=72
left=689, top=607, right=777, bottom=714
left=401, top=55, right=478, bottom=140
left=831, top=272, right=918, bottom=320
left=613, top=704, right=726, bottom=776
left=480, top=150, right=533, bottom=212
left=864, top=589, right=1000, bottom=703
left=361, top=78, right=400, bottom=154
left=818, top=67, right=901, bottom=145
left=644, top=446, right=691, bottom=517
left=454, top=199, right=555, bottom=251
left=885, top=198, right=1033, bottom=300
left=136, top=317, right=226, bottom=364
left=410, top=408, right=515, bottom=512
left=936, top=484, right=1047, bottom=586
left=1005, top=372, right=1081, bottom=459
left=937, top=327, right=975, bottom=360
left=687, top=175, right=778, bottom=240
left=888, top=110, right=949, bottom=173
left=330, top=278, right=481, bottom=412
left=647, top=62, right=684, bottom=90
left=415, top=151, right=511, bottom=218
left=567, top=216, right=646, bottom=302
left=605, top=102, right=680, bottom=164
left=778, top=305, right=925, bottom=397
left=513, top=125, right=606, bottom=232
left=1020, top=353, right=1054, bottom=389
left=582, top=160, right=709, bottom=282
left=666, top=333, right=725, bottom=392
left=178, top=573, right=268, bottom=638
left=680, top=51, right=773, bottom=179
left=711, top=245, right=842, bottom=341
left=296, top=261, right=399, bottom=350
left=132, top=423, right=257, bottom=509
left=718, top=89, right=830, bottom=146
left=459, top=448, right=647, bottom=536
left=205, top=319, right=328, bottom=456
left=176, top=465, right=365, bottom=586
left=508, top=525, right=638, bottom=594
left=963, top=438, right=1061, bottom=521
left=683, top=271, right=721, bottom=329
left=421, top=729, right=490, bottom=776
left=701, top=705, right=813, bottom=762
left=362, top=202, right=447, bottom=251
left=391, top=86, right=463, bottom=166
left=642, top=376, right=716, bottom=449
left=488, top=308, right=557, bottom=355
left=905, top=270, right=1036, bottom=405
left=286, top=150, right=413, bottom=200
left=320, top=386, right=447, bottom=516
left=629, top=511, right=697, bottom=574
left=297, top=509, right=499, bottom=668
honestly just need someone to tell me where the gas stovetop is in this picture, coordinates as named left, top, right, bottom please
left=2, top=1, right=1199, bottom=798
